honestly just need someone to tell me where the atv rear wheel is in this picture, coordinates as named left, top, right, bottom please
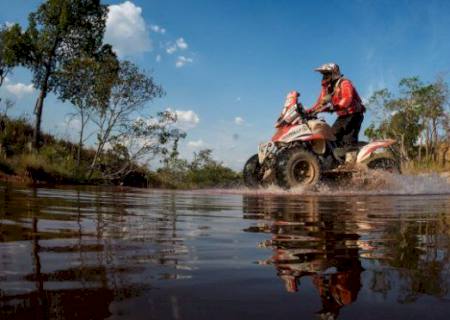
left=276, top=149, right=321, bottom=189
left=367, top=157, right=401, bottom=174
left=243, top=154, right=263, bottom=187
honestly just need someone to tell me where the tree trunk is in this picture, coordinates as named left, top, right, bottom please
left=32, top=66, right=51, bottom=151
left=400, top=134, right=408, bottom=160
left=431, top=118, right=438, bottom=161
left=418, top=140, right=422, bottom=162
left=88, top=140, right=105, bottom=179
left=77, top=112, right=85, bottom=168
left=33, top=93, right=45, bottom=150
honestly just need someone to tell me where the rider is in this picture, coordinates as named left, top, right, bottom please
left=307, top=63, right=365, bottom=147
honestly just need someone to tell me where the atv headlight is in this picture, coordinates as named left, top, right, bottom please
left=258, top=141, right=275, bottom=164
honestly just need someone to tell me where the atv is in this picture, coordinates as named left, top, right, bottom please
left=243, top=91, right=400, bottom=189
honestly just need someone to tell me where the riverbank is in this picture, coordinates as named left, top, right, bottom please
left=0, top=114, right=241, bottom=189
left=0, top=157, right=242, bottom=189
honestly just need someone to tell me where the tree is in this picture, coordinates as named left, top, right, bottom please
left=0, top=26, right=12, bottom=88
left=4, top=0, right=109, bottom=150
left=0, top=23, right=25, bottom=92
left=365, top=76, right=449, bottom=161
left=56, top=47, right=119, bottom=167
left=190, top=149, right=215, bottom=169
left=89, top=61, right=165, bottom=177
left=101, top=111, right=186, bottom=180
left=364, top=87, right=421, bottom=159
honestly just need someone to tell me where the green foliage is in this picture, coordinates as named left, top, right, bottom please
left=0, top=115, right=34, bottom=156
left=365, top=76, right=449, bottom=161
left=22, top=0, right=109, bottom=88
left=156, top=148, right=241, bottom=189
left=57, top=49, right=119, bottom=113
left=2, top=0, right=111, bottom=148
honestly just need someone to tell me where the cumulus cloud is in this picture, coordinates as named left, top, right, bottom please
left=187, top=139, right=205, bottom=148
left=165, top=38, right=189, bottom=55
left=166, top=43, right=177, bottom=54
left=173, top=109, right=199, bottom=129
left=105, top=1, right=151, bottom=56
left=176, top=37, right=188, bottom=50
left=166, top=109, right=199, bottom=129
left=6, top=82, right=35, bottom=98
left=175, top=56, right=193, bottom=68
left=234, top=116, right=245, bottom=125
left=150, top=24, right=166, bottom=34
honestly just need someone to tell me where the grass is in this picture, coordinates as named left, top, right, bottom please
left=402, top=159, right=450, bottom=175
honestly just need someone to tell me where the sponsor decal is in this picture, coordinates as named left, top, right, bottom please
left=282, top=124, right=311, bottom=141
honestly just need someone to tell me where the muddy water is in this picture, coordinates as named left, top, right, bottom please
left=1, top=180, right=450, bottom=319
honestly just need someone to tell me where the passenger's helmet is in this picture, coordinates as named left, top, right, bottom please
left=314, top=63, right=342, bottom=81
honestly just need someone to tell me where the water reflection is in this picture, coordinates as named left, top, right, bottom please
left=0, top=185, right=206, bottom=319
left=243, top=194, right=450, bottom=319
left=1, top=184, right=450, bottom=319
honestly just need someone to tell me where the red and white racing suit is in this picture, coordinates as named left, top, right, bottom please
left=309, top=78, right=366, bottom=145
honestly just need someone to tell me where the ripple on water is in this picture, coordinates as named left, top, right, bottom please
left=1, top=184, right=450, bottom=319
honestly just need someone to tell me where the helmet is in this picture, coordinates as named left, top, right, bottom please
left=314, top=63, right=342, bottom=81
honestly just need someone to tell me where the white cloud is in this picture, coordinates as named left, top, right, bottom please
left=187, top=139, right=205, bottom=149
left=175, top=56, right=193, bottom=68
left=156, top=54, right=162, bottom=62
left=166, top=43, right=177, bottom=54
left=105, top=1, right=151, bottom=56
left=176, top=37, right=188, bottom=50
left=4, top=21, right=14, bottom=28
left=6, top=82, right=35, bottom=97
left=234, top=116, right=244, bottom=125
left=150, top=24, right=166, bottom=34
left=165, top=38, right=189, bottom=55
left=167, top=109, right=199, bottom=129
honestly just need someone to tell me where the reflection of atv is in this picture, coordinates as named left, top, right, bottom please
left=243, top=91, right=400, bottom=189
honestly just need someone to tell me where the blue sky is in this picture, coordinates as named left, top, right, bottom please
left=1, top=0, right=449, bottom=169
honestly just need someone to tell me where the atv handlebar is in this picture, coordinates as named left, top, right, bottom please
left=307, top=104, right=334, bottom=117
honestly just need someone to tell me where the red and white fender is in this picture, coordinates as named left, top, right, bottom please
left=356, top=139, right=396, bottom=163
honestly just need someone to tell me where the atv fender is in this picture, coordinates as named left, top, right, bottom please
left=356, top=139, right=397, bottom=167
left=356, top=139, right=400, bottom=168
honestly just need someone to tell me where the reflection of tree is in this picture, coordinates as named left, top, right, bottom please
left=0, top=186, right=193, bottom=319
left=243, top=195, right=363, bottom=319
left=30, top=188, right=49, bottom=319
left=370, top=211, right=450, bottom=303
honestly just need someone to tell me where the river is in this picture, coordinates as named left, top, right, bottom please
left=1, top=176, right=450, bottom=319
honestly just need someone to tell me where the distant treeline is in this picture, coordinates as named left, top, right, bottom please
left=0, top=113, right=241, bottom=188
left=364, top=76, right=449, bottom=171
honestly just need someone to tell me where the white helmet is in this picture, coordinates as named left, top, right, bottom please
left=314, top=63, right=342, bottom=81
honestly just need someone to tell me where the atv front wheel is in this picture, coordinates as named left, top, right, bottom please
left=276, top=149, right=321, bottom=189
left=243, top=154, right=263, bottom=187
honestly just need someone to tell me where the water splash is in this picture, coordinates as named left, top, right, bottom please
left=211, top=172, right=450, bottom=196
